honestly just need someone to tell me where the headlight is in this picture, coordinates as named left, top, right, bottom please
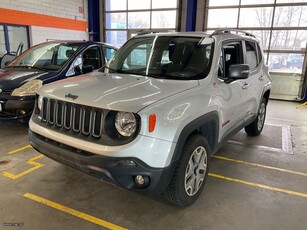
left=37, top=95, right=43, bottom=111
left=115, top=112, right=137, bottom=137
left=11, top=80, right=43, bottom=96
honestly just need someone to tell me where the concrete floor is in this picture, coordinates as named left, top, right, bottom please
left=0, top=100, right=307, bottom=230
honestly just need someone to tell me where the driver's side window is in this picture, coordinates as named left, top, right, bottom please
left=66, top=46, right=102, bottom=77
left=218, top=41, right=243, bottom=79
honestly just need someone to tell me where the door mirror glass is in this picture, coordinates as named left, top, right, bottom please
left=229, top=64, right=250, bottom=79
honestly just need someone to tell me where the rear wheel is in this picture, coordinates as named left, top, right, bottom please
left=164, top=134, right=210, bottom=206
left=245, top=97, right=267, bottom=136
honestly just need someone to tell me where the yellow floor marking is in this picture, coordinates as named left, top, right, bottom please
left=212, top=155, right=307, bottom=177
left=209, top=173, right=307, bottom=198
left=8, top=145, right=32, bottom=154
left=2, top=154, right=44, bottom=180
left=23, top=193, right=128, bottom=230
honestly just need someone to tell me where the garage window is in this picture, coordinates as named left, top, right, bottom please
left=205, top=0, right=307, bottom=74
left=104, top=0, right=178, bottom=47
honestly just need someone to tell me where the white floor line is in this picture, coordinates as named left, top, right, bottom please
left=228, top=124, right=293, bottom=155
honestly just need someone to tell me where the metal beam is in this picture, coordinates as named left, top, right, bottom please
left=186, top=0, right=197, bottom=32
left=3, top=25, right=10, bottom=53
left=88, top=0, right=100, bottom=41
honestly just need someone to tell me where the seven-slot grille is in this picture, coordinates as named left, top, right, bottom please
left=40, top=98, right=104, bottom=138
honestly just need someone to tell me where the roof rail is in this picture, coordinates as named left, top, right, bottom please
left=135, top=30, right=174, bottom=36
left=210, top=29, right=256, bottom=38
left=135, top=30, right=157, bottom=35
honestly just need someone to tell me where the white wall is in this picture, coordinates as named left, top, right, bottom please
left=0, top=0, right=89, bottom=45
left=0, top=0, right=87, bottom=21
left=31, top=26, right=88, bottom=45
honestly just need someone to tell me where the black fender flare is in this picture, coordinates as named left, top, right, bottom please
left=171, top=111, right=220, bottom=164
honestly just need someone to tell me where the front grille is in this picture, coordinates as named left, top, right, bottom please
left=40, top=98, right=104, bottom=139
left=0, top=90, right=12, bottom=96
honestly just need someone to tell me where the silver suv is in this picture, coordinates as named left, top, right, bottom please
left=29, top=29, right=272, bottom=206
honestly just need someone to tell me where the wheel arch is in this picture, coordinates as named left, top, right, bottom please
left=171, top=111, right=219, bottom=164
left=263, top=89, right=270, bottom=104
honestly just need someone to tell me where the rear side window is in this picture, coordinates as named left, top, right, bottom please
left=245, top=41, right=258, bottom=69
left=257, top=43, right=263, bottom=64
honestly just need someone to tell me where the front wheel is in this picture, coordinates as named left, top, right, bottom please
left=245, top=97, right=267, bottom=136
left=164, top=135, right=210, bottom=206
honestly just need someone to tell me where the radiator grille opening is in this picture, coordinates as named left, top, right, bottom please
left=56, top=102, right=63, bottom=127
left=40, top=98, right=104, bottom=139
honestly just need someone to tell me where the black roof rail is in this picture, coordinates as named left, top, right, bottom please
left=210, top=29, right=256, bottom=38
left=135, top=30, right=156, bottom=35
left=135, top=30, right=174, bottom=36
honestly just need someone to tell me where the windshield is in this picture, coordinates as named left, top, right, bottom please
left=7, top=43, right=80, bottom=71
left=108, top=36, right=214, bottom=80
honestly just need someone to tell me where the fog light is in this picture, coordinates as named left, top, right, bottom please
left=135, top=175, right=144, bottom=185
left=19, top=110, right=26, bottom=115
left=134, top=175, right=149, bottom=188
left=119, top=160, right=136, bottom=167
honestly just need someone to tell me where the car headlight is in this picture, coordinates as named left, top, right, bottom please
left=11, top=80, right=43, bottom=96
left=115, top=112, right=137, bottom=137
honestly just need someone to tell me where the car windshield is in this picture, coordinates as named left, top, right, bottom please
left=108, top=36, right=214, bottom=80
left=7, top=43, right=80, bottom=71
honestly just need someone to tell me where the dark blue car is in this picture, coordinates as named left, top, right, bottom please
left=0, top=41, right=117, bottom=121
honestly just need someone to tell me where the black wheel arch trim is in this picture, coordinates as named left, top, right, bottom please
left=171, top=111, right=219, bottom=164
left=257, top=88, right=270, bottom=113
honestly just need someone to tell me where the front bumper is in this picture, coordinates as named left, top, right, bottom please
left=29, top=129, right=177, bottom=194
left=0, top=96, right=35, bottom=120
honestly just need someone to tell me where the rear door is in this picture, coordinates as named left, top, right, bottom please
left=243, top=40, right=264, bottom=120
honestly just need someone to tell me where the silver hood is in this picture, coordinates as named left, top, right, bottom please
left=38, top=72, right=199, bottom=112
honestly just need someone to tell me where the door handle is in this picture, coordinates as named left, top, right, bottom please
left=259, top=76, right=264, bottom=81
left=242, top=82, right=250, bottom=89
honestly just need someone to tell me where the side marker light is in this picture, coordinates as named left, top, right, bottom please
left=149, top=114, right=156, bottom=132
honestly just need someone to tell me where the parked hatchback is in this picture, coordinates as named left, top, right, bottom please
left=0, top=41, right=117, bottom=121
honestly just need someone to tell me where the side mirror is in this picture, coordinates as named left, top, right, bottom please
left=73, top=65, right=94, bottom=75
left=82, top=65, right=94, bottom=74
left=74, top=66, right=82, bottom=75
left=229, top=64, right=250, bottom=80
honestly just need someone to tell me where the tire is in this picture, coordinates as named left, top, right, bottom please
left=164, top=134, right=210, bottom=207
left=245, top=97, right=267, bottom=136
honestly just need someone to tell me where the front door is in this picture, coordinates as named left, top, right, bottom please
left=215, top=40, right=247, bottom=140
